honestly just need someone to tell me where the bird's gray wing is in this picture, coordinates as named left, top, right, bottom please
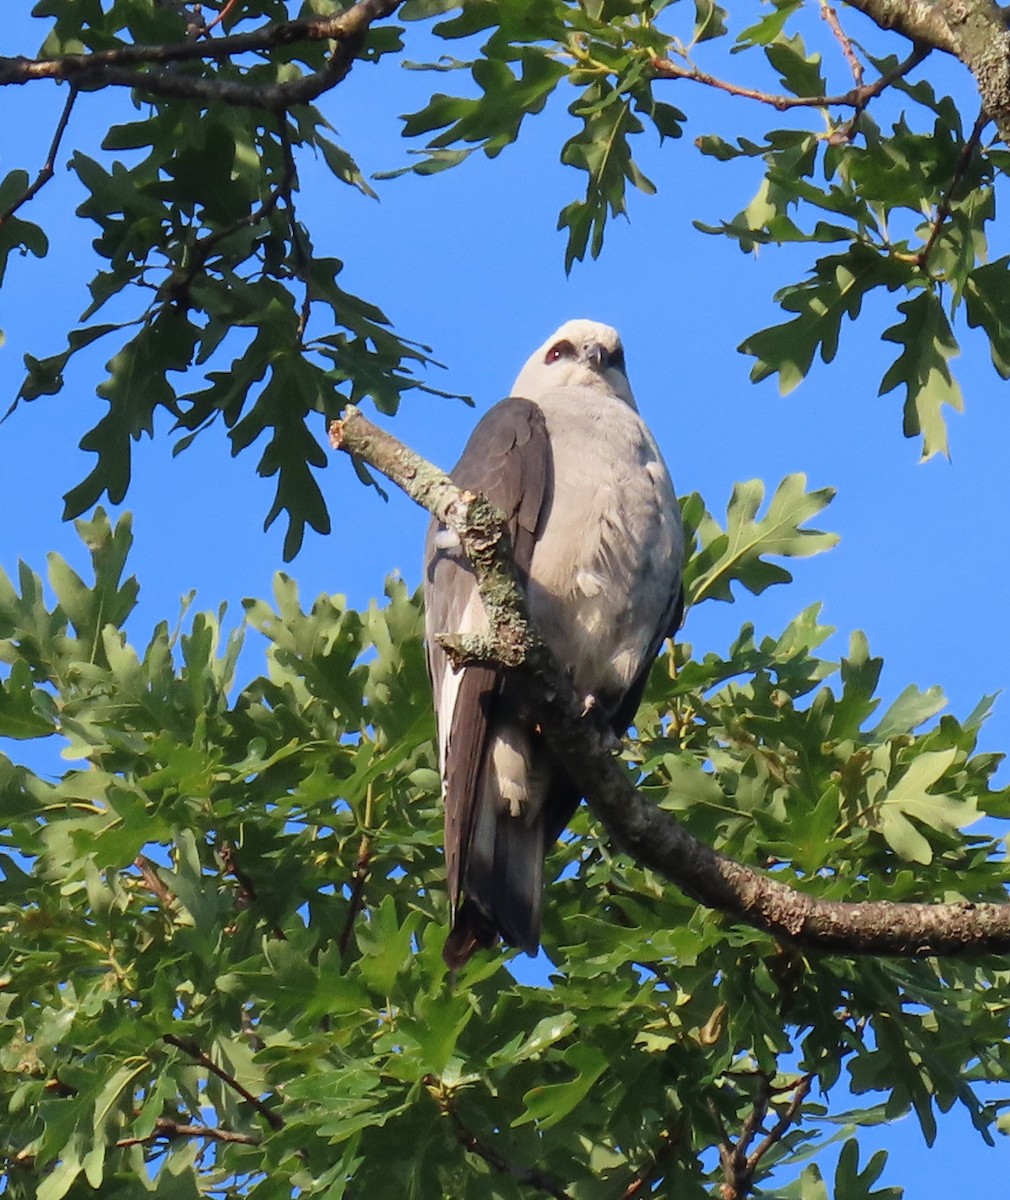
left=423, top=397, right=552, bottom=930
left=609, top=581, right=685, bottom=737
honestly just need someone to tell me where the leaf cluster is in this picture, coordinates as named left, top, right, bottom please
left=2, top=492, right=1008, bottom=1199
left=4, top=0, right=1010, bottom=551
left=6, top=0, right=444, bottom=559
left=391, top=2, right=1010, bottom=456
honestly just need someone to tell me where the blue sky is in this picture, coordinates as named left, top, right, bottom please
left=2, top=3, right=1008, bottom=1191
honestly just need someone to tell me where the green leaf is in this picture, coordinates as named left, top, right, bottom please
left=735, top=0, right=802, bottom=48
left=0, top=659, right=57, bottom=738
left=692, top=0, right=728, bottom=44
left=0, top=170, right=50, bottom=285
left=964, top=256, right=1010, bottom=379
left=63, top=312, right=198, bottom=519
left=559, top=82, right=655, bottom=268
left=833, top=1138, right=900, bottom=1200
left=47, top=510, right=139, bottom=657
left=356, top=892, right=422, bottom=995
left=876, top=747, right=972, bottom=864
left=879, top=291, right=964, bottom=460
left=742, top=248, right=906, bottom=393
left=16, top=323, right=125, bottom=406
left=684, top=474, right=838, bottom=606
left=516, top=1043, right=608, bottom=1129
left=764, top=33, right=826, bottom=99
left=871, top=682, right=947, bottom=738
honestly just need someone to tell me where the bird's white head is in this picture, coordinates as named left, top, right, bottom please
left=510, top=319, right=637, bottom=410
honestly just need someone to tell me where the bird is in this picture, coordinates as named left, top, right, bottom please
left=423, top=319, right=684, bottom=968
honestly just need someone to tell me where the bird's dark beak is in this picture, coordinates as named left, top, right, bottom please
left=583, top=342, right=607, bottom=371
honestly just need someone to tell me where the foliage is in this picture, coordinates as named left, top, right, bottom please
left=3, top=0, right=1010, bottom=556
left=4, top=2, right=1010, bottom=1196
left=2, top=501, right=1008, bottom=1199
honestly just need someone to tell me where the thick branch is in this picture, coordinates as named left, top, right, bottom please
left=934, top=0, right=1010, bottom=140
left=331, top=406, right=1010, bottom=959
left=847, top=0, right=1010, bottom=142
left=844, top=0, right=959, bottom=53
left=0, top=0, right=400, bottom=110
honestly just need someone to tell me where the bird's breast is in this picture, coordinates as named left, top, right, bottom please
left=526, top=389, right=682, bottom=709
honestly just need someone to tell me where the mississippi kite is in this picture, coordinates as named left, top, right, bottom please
left=424, top=320, right=684, bottom=967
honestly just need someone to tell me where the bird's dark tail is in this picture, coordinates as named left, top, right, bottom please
left=443, top=803, right=546, bottom=968
left=442, top=900, right=498, bottom=969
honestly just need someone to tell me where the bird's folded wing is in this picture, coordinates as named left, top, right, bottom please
left=423, top=397, right=553, bottom=912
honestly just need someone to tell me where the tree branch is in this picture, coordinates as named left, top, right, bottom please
left=844, top=0, right=959, bottom=54
left=0, top=86, right=77, bottom=225
left=424, top=1077, right=574, bottom=1200
left=650, top=45, right=929, bottom=112
left=820, top=0, right=865, bottom=91
left=934, top=0, right=1010, bottom=140
left=330, top=406, right=1010, bottom=958
left=116, top=1117, right=262, bottom=1148
left=0, top=0, right=400, bottom=110
left=339, top=782, right=375, bottom=957
left=162, top=1034, right=284, bottom=1130
left=847, top=0, right=1010, bottom=143
left=915, top=108, right=990, bottom=266
left=745, top=1077, right=812, bottom=1175
left=134, top=853, right=175, bottom=909
left=617, top=1127, right=679, bottom=1199
left=717, top=1075, right=813, bottom=1199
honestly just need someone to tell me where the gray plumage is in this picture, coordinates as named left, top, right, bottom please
left=424, top=320, right=684, bottom=967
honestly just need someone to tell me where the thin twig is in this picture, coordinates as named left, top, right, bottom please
left=425, top=1080, right=574, bottom=1200
left=276, top=117, right=314, bottom=345
left=134, top=854, right=175, bottom=909
left=219, top=842, right=258, bottom=909
left=744, top=1076, right=812, bottom=1174
left=715, top=1074, right=812, bottom=1199
left=818, top=0, right=876, bottom=141
left=449, top=1110, right=574, bottom=1199
left=219, top=840, right=287, bottom=940
left=618, top=1128, right=679, bottom=1200
left=820, top=0, right=864, bottom=91
left=0, top=86, right=77, bottom=225
left=734, top=1075, right=770, bottom=1162
left=204, top=0, right=241, bottom=35
left=162, top=1034, right=284, bottom=1130
left=116, top=1117, right=262, bottom=1148
left=651, top=44, right=928, bottom=113
left=339, top=783, right=375, bottom=957
left=915, top=109, right=990, bottom=267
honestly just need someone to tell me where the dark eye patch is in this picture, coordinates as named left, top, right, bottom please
left=545, top=339, right=576, bottom=364
left=608, top=346, right=626, bottom=371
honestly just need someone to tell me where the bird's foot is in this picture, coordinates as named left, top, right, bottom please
left=581, top=694, right=622, bottom=752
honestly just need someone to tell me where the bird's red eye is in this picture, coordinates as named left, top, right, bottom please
left=545, top=339, right=576, bottom=364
